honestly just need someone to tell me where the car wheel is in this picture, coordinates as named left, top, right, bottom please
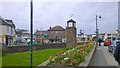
left=108, top=49, right=111, bottom=52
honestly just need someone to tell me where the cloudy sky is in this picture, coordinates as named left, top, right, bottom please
left=1, top=0, right=119, bottom=34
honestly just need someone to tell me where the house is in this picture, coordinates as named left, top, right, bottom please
left=15, top=29, right=23, bottom=43
left=48, top=26, right=66, bottom=43
left=77, top=34, right=89, bottom=42
left=15, top=29, right=31, bottom=45
left=22, top=30, right=30, bottom=42
left=35, top=26, right=66, bottom=44
left=0, top=16, right=16, bottom=46
left=35, top=30, right=49, bottom=44
left=104, top=31, right=118, bottom=40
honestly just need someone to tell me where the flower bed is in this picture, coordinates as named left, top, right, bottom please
left=47, top=42, right=94, bottom=66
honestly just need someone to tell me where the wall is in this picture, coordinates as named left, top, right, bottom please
left=0, top=25, right=2, bottom=36
left=2, top=43, right=66, bottom=54
left=1, top=25, right=15, bottom=36
left=0, top=25, right=7, bottom=44
left=66, top=27, right=77, bottom=47
left=0, top=25, right=2, bottom=43
left=48, top=30, right=66, bottom=43
left=1, top=25, right=7, bottom=35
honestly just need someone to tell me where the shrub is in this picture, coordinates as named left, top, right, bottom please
left=48, top=42, right=94, bottom=66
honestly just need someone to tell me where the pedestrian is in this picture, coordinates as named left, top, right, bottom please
left=98, top=38, right=102, bottom=46
left=114, top=41, right=120, bottom=65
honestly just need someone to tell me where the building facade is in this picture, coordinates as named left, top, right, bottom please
left=0, top=16, right=16, bottom=46
left=48, top=26, right=66, bottom=43
left=35, top=30, right=49, bottom=44
left=35, top=26, right=66, bottom=44
left=104, top=31, right=118, bottom=40
left=15, top=29, right=31, bottom=45
left=77, top=34, right=89, bottom=42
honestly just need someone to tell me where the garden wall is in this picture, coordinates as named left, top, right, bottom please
left=2, top=43, right=66, bottom=54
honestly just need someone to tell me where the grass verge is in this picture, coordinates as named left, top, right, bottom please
left=2, top=48, right=66, bottom=67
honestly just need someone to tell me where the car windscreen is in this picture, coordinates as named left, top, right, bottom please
left=116, top=41, right=120, bottom=45
left=105, top=39, right=111, bottom=42
left=116, top=41, right=120, bottom=43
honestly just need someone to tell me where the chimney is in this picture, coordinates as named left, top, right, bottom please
left=36, top=30, right=39, bottom=32
left=49, top=26, right=51, bottom=29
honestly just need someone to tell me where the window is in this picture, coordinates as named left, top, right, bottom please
left=7, top=26, right=9, bottom=34
left=11, top=27, right=13, bottom=35
left=68, top=22, right=73, bottom=27
left=56, top=31, right=58, bottom=34
left=107, top=34, right=111, bottom=36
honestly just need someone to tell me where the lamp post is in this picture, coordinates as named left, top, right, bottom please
left=30, top=0, right=33, bottom=68
left=96, top=15, right=101, bottom=45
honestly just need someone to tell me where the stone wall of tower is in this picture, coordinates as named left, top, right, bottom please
left=66, top=27, right=76, bottom=48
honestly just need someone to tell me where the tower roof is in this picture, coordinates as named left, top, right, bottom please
left=67, top=19, right=76, bottom=23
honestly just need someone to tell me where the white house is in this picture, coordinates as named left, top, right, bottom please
left=22, top=30, right=30, bottom=43
left=77, top=34, right=89, bottom=42
left=104, top=30, right=118, bottom=40
left=0, top=16, right=16, bottom=46
left=15, top=29, right=32, bottom=46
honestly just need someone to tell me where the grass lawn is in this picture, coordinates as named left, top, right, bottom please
left=2, top=48, right=66, bottom=67
left=0, top=56, right=1, bottom=67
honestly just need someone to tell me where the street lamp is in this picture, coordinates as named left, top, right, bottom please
left=96, top=15, right=101, bottom=45
left=30, top=0, right=33, bottom=68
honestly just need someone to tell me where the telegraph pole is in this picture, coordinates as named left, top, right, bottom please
left=30, top=0, right=33, bottom=68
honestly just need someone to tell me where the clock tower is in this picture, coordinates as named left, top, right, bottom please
left=66, top=19, right=77, bottom=48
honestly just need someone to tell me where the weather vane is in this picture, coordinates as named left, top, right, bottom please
left=70, top=14, right=74, bottom=19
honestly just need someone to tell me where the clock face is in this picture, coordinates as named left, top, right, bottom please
left=68, top=22, right=73, bottom=27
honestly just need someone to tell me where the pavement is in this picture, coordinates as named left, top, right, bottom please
left=89, top=43, right=120, bottom=67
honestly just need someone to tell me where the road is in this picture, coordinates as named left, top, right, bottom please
left=89, top=43, right=120, bottom=67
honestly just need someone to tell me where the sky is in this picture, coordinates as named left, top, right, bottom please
left=1, top=0, right=119, bottom=34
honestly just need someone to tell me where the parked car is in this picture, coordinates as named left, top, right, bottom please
left=104, top=39, right=112, bottom=46
left=108, top=38, right=120, bottom=54
left=108, top=37, right=116, bottom=54
left=114, top=40, right=120, bottom=64
left=108, top=42, right=116, bottom=54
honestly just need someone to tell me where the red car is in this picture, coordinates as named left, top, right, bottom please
left=104, top=39, right=112, bottom=46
